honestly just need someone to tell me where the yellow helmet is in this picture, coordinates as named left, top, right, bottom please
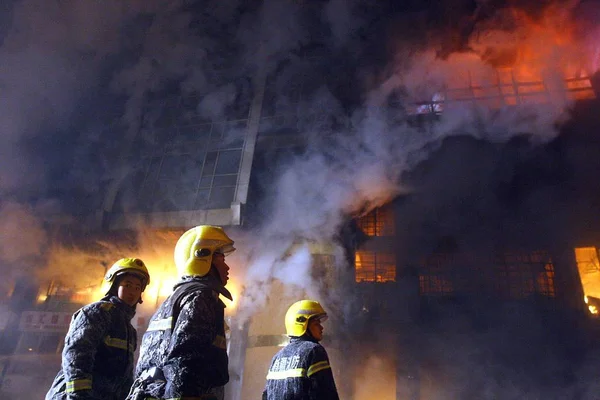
left=285, top=300, right=328, bottom=337
left=174, top=225, right=235, bottom=277
left=101, top=258, right=150, bottom=297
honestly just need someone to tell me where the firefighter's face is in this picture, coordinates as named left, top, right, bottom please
left=308, top=318, right=324, bottom=342
left=117, top=275, right=143, bottom=306
left=212, top=252, right=230, bottom=285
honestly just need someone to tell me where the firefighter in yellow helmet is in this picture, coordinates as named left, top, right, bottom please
left=130, top=225, right=235, bottom=400
left=262, top=300, right=340, bottom=400
left=46, top=258, right=150, bottom=400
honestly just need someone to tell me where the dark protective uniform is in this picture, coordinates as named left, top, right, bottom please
left=262, top=337, right=340, bottom=400
left=46, top=296, right=137, bottom=400
left=130, top=274, right=232, bottom=399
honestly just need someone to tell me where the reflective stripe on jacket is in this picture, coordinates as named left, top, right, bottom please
left=134, top=275, right=230, bottom=399
left=45, top=296, right=137, bottom=400
left=263, top=337, right=340, bottom=400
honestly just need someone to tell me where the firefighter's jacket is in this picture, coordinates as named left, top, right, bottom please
left=134, top=274, right=231, bottom=398
left=262, top=337, right=340, bottom=400
left=45, top=296, right=137, bottom=400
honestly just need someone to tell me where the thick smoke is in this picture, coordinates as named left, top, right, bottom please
left=240, top=0, right=595, bottom=309
left=233, top=1, right=600, bottom=398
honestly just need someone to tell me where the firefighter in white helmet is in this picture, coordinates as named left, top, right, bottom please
left=130, top=225, right=235, bottom=400
left=262, top=300, right=340, bottom=400
left=46, top=258, right=150, bottom=400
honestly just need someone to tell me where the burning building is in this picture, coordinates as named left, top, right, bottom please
left=2, top=1, right=600, bottom=399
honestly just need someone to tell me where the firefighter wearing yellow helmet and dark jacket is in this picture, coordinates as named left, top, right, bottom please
left=128, top=225, right=235, bottom=400
left=45, top=258, right=150, bottom=400
left=262, top=300, right=340, bottom=400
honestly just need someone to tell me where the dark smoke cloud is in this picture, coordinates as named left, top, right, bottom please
left=0, top=0, right=136, bottom=195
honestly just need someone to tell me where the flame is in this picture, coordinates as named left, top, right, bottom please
left=355, top=251, right=396, bottom=283
left=585, top=296, right=599, bottom=314
left=575, top=247, right=600, bottom=315
left=470, top=5, right=592, bottom=77
left=407, top=4, right=598, bottom=112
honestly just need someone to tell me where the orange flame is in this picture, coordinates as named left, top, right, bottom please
left=468, top=5, right=596, bottom=87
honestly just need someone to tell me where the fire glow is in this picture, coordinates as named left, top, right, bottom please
left=407, top=4, right=598, bottom=114
left=35, top=232, right=243, bottom=318
left=470, top=4, right=597, bottom=81
left=575, top=247, right=600, bottom=315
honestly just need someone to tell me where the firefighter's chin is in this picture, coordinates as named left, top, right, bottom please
left=124, top=296, right=138, bottom=306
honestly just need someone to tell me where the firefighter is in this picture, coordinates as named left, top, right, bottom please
left=262, top=300, right=340, bottom=400
left=46, top=257, right=150, bottom=400
left=129, top=225, right=235, bottom=400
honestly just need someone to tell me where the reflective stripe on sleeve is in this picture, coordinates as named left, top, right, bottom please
left=146, top=317, right=173, bottom=332
left=307, top=360, right=331, bottom=377
left=266, top=368, right=307, bottom=380
left=104, top=336, right=134, bottom=352
left=66, top=378, right=92, bottom=392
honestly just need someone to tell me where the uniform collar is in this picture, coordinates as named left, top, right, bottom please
left=290, top=335, right=319, bottom=344
left=175, top=274, right=233, bottom=301
left=107, top=295, right=136, bottom=320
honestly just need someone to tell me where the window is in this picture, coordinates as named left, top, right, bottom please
left=409, top=68, right=596, bottom=115
left=115, top=91, right=250, bottom=214
left=419, top=253, right=455, bottom=295
left=355, top=251, right=396, bottom=282
left=357, top=205, right=395, bottom=236
left=499, top=251, right=555, bottom=298
left=419, top=251, right=555, bottom=298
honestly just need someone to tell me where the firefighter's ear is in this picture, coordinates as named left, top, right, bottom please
left=138, top=295, right=144, bottom=304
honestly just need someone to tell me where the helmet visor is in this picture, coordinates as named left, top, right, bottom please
left=216, top=243, right=236, bottom=255
left=312, top=313, right=328, bottom=323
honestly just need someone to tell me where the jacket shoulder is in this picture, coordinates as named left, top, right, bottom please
left=182, top=287, right=215, bottom=303
left=80, top=300, right=116, bottom=316
left=295, top=340, right=329, bottom=360
left=293, top=339, right=322, bottom=351
left=67, top=301, right=115, bottom=331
